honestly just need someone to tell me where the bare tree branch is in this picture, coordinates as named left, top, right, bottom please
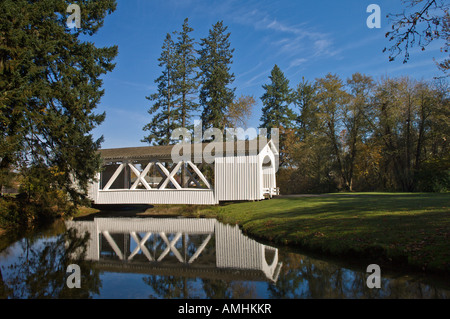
left=384, top=0, right=449, bottom=74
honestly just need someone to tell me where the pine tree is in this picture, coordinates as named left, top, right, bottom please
left=260, top=65, right=295, bottom=166
left=143, top=33, right=180, bottom=145
left=171, top=18, right=200, bottom=188
left=173, top=18, right=199, bottom=129
left=198, top=21, right=235, bottom=133
left=0, top=0, right=118, bottom=211
left=260, top=65, right=295, bottom=132
left=293, top=78, right=318, bottom=141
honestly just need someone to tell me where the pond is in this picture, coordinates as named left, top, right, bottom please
left=0, top=213, right=449, bottom=299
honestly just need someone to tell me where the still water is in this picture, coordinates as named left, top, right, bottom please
left=0, top=214, right=449, bottom=299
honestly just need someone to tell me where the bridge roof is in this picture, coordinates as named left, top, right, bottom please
left=94, top=260, right=275, bottom=282
left=99, top=140, right=275, bottom=162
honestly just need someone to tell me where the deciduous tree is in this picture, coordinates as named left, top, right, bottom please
left=225, top=95, right=255, bottom=128
left=384, top=0, right=449, bottom=74
left=314, top=73, right=350, bottom=189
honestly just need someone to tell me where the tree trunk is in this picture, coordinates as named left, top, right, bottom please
left=182, top=87, right=187, bottom=187
left=328, top=120, right=348, bottom=190
left=0, top=156, right=12, bottom=197
left=405, top=94, right=413, bottom=191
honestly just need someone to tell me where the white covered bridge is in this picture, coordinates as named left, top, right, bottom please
left=88, top=140, right=279, bottom=205
left=66, top=217, right=283, bottom=282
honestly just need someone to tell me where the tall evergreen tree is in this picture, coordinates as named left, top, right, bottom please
left=143, top=33, right=179, bottom=145
left=172, top=18, right=200, bottom=187
left=173, top=18, right=199, bottom=129
left=198, top=21, right=235, bottom=133
left=260, top=65, right=295, bottom=166
left=0, top=0, right=117, bottom=210
left=260, top=64, right=295, bottom=132
left=293, top=78, right=317, bottom=141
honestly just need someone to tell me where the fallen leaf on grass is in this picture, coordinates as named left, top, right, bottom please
left=313, top=231, right=325, bottom=238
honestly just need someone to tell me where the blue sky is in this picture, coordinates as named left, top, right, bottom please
left=87, top=0, right=447, bottom=149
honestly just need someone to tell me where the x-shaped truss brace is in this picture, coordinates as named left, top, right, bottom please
left=185, top=161, right=211, bottom=189
left=157, top=232, right=212, bottom=264
left=102, top=231, right=212, bottom=264
left=128, top=232, right=153, bottom=261
left=156, top=162, right=182, bottom=190
left=158, top=232, right=183, bottom=262
left=102, top=161, right=211, bottom=190
left=129, top=163, right=152, bottom=190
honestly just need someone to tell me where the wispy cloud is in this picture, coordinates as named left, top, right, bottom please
left=189, top=1, right=340, bottom=87
left=289, top=58, right=308, bottom=68
left=238, top=62, right=264, bottom=78
left=224, top=4, right=336, bottom=67
left=240, top=68, right=273, bottom=89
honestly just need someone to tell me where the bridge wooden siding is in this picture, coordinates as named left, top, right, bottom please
left=89, top=188, right=217, bottom=205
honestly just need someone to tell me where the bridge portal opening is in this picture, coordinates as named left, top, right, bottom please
left=262, top=155, right=275, bottom=196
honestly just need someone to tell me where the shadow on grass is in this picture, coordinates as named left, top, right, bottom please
left=247, top=193, right=448, bottom=219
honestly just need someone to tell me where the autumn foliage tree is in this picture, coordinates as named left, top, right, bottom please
left=225, top=95, right=256, bottom=128
left=279, top=72, right=449, bottom=194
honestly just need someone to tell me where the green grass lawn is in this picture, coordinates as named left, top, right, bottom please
left=194, top=193, right=450, bottom=274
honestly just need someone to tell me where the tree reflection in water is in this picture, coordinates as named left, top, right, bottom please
left=140, top=233, right=259, bottom=299
left=201, top=280, right=258, bottom=299
left=269, top=252, right=449, bottom=299
left=0, top=228, right=101, bottom=299
left=142, top=275, right=259, bottom=299
left=1, top=217, right=449, bottom=299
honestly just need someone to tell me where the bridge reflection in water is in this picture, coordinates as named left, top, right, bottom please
left=65, top=218, right=283, bottom=283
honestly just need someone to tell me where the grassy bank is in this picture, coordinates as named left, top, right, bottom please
left=191, top=193, right=450, bottom=274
